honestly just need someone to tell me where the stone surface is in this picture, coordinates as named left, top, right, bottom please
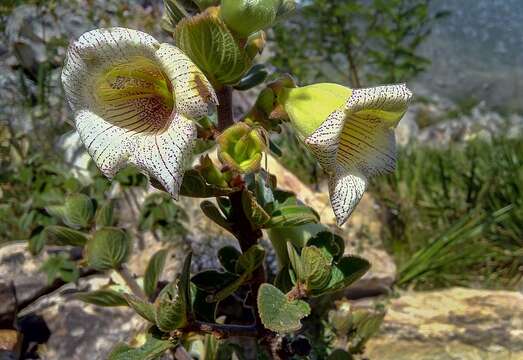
left=20, top=275, right=146, bottom=360
left=0, top=330, right=22, bottom=359
left=0, top=242, right=49, bottom=309
left=0, top=283, right=17, bottom=328
left=364, top=288, right=523, bottom=360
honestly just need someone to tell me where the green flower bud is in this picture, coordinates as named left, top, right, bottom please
left=221, top=0, right=279, bottom=37
left=278, top=83, right=352, bottom=138
left=217, top=122, right=267, bottom=173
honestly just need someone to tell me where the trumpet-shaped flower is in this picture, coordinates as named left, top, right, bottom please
left=61, top=27, right=217, bottom=198
left=280, top=83, right=412, bottom=226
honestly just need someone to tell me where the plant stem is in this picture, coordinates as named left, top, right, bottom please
left=216, top=86, right=234, bottom=131
left=172, top=345, right=192, bottom=360
left=184, top=321, right=259, bottom=339
left=117, top=264, right=147, bottom=300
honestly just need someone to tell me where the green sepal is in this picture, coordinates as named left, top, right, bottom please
left=175, top=8, right=251, bottom=85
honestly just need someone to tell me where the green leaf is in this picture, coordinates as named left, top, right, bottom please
left=274, top=264, right=294, bottom=293
left=45, top=205, right=67, bottom=222
left=86, top=227, right=131, bottom=271
left=207, top=273, right=249, bottom=302
left=75, top=290, right=128, bottom=307
left=180, top=170, right=237, bottom=198
left=241, top=190, right=271, bottom=228
left=108, top=333, right=175, bottom=360
left=200, top=201, right=233, bottom=232
left=180, top=252, right=193, bottom=315
left=206, top=246, right=265, bottom=302
left=323, top=256, right=370, bottom=294
left=235, top=244, right=265, bottom=273
left=144, top=249, right=168, bottom=299
left=64, top=193, right=95, bottom=228
left=257, top=283, right=310, bottom=333
left=266, top=205, right=320, bottom=228
left=155, top=282, right=188, bottom=332
left=40, top=254, right=79, bottom=284
left=45, top=225, right=88, bottom=246
left=327, top=349, right=352, bottom=360
left=28, top=232, right=46, bottom=256
left=301, top=246, right=332, bottom=291
left=193, top=287, right=217, bottom=322
left=175, top=9, right=251, bottom=85
left=124, top=294, right=157, bottom=323
left=307, top=231, right=345, bottom=262
left=191, top=270, right=240, bottom=293
left=155, top=253, right=192, bottom=331
left=218, top=246, right=241, bottom=273
left=95, top=200, right=115, bottom=228
left=234, top=64, right=269, bottom=91
left=287, top=242, right=304, bottom=281
left=161, top=0, right=190, bottom=33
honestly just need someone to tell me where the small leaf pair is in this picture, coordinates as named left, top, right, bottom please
left=192, top=245, right=265, bottom=302
left=286, top=231, right=370, bottom=296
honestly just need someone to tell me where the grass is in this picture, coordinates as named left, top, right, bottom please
left=370, top=137, right=523, bottom=289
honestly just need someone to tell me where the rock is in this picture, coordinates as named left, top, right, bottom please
left=0, top=329, right=22, bottom=360
left=19, top=275, right=146, bottom=360
left=364, top=288, right=523, bottom=360
left=0, top=242, right=49, bottom=309
left=0, top=283, right=17, bottom=328
left=396, top=109, right=420, bottom=146
left=416, top=101, right=523, bottom=147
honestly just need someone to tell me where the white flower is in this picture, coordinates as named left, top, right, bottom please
left=61, top=27, right=217, bottom=198
left=281, top=83, right=412, bottom=225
